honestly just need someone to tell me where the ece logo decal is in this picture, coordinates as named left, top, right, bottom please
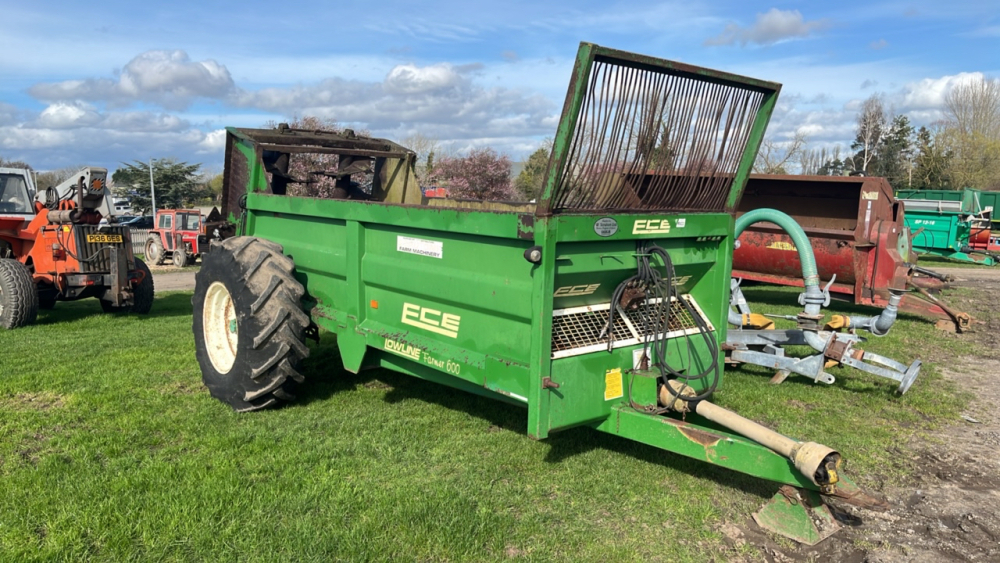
left=554, top=284, right=600, bottom=297
left=401, top=303, right=461, bottom=338
left=633, top=219, right=670, bottom=235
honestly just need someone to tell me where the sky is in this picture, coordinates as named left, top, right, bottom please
left=1, top=0, right=998, bottom=175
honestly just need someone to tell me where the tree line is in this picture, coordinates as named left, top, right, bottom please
left=755, top=76, right=1000, bottom=191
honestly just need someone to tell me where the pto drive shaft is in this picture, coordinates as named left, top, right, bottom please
left=659, top=381, right=842, bottom=492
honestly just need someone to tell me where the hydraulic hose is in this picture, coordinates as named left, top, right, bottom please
left=734, top=208, right=825, bottom=315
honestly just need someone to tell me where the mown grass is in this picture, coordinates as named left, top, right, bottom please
left=0, top=285, right=981, bottom=561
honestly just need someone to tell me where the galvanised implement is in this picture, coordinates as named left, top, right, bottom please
left=726, top=208, right=921, bottom=395
left=193, top=43, right=885, bottom=543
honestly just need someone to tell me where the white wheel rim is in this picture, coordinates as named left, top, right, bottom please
left=204, top=281, right=238, bottom=373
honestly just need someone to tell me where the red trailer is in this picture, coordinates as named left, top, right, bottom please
left=733, top=174, right=970, bottom=331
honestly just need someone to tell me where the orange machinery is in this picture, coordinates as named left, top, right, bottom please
left=0, top=167, right=153, bottom=328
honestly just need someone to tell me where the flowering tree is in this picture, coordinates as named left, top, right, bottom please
left=425, top=148, right=516, bottom=200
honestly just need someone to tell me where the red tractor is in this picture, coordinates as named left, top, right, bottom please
left=0, top=167, right=153, bottom=329
left=143, top=209, right=205, bottom=267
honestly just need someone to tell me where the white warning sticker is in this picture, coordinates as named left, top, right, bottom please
left=397, top=236, right=443, bottom=259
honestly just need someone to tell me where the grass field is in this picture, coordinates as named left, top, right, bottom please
left=0, top=287, right=978, bottom=561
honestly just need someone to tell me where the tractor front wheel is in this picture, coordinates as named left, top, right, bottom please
left=99, top=258, right=154, bottom=314
left=192, top=237, right=310, bottom=412
left=0, top=258, right=39, bottom=329
left=145, top=236, right=165, bottom=266
left=173, top=246, right=190, bottom=268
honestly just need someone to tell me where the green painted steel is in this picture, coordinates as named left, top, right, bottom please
left=897, top=188, right=1000, bottom=228
left=903, top=208, right=995, bottom=265
left=896, top=188, right=996, bottom=264
left=218, top=43, right=840, bottom=491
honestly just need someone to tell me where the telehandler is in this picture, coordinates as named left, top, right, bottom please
left=0, top=166, right=153, bottom=328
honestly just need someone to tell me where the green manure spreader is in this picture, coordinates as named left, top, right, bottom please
left=193, top=43, right=885, bottom=543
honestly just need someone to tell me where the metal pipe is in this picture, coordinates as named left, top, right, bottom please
left=868, top=292, right=901, bottom=335
left=659, top=381, right=841, bottom=490
left=827, top=291, right=903, bottom=336
left=801, top=330, right=831, bottom=353
left=729, top=309, right=746, bottom=327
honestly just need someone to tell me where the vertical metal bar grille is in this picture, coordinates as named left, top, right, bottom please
left=551, top=58, right=766, bottom=213
left=74, top=225, right=131, bottom=273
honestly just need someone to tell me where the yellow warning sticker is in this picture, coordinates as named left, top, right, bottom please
left=766, top=241, right=797, bottom=251
left=604, top=368, right=623, bottom=401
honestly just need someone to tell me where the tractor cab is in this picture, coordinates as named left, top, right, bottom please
left=144, top=209, right=205, bottom=267
left=0, top=168, right=35, bottom=217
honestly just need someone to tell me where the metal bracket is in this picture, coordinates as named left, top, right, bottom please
left=730, top=347, right=834, bottom=384
left=753, top=486, right=841, bottom=545
left=109, top=246, right=123, bottom=306
left=730, top=278, right=752, bottom=315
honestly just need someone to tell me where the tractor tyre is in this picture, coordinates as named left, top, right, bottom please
left=0, top=258, right=39, bottom=329
left=173, top=246, right=190, bottom=268
left=192, top=236, right=310, bottom=412
left=145, top=236, right=165, bottom=266
left=99, top=258, right=155, bottom=314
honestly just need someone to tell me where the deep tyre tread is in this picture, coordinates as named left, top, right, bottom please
left=192, top=236, right=310, bottom=412
left=0, top=259, right=39, bottom=329
left=131, top=259, right=155, bottom=314
left=100, top=258, right=155, bottom=314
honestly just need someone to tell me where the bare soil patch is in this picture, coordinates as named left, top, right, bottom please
left=151, top=270, right=196, bottom=291
left=1, top=392, right=68, bottom=411
left=725, top=267, right=1000, bottom=562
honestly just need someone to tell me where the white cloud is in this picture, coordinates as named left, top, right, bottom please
left=33, top=102, right=190, bottom=132
left=705, top=9, right=828, bottom=47
left=101, top=112, right=188, bottom=133
left=897, top=72, right=986, bottom=110
left=0, top=123, right=221, bottom=170
left=198, top=129, right=227, bottom=153
left=384, top=63, right=464, bottom=95
left=234, top=62, right=557, bottom=143
left=37, top=102, right=102, bottom=129
left=29, top=50, right=235, bottom=110
left=870, top=39, right=888, bottom=50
